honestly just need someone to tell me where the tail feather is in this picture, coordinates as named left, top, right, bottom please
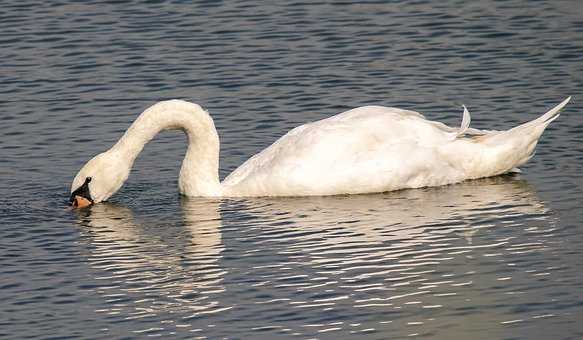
left=448, top=105, right=472, bottom=140
left=465, top=97, right=571, bottom=178
left=510, top=96, right=571, bottom=132
left=457, top=105, right=471, bottom=137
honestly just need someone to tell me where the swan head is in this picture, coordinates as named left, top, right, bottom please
left=70, top=151, right=131, bottom=208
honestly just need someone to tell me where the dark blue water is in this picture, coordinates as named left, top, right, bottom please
left=1, top=1, right=583, bottom=339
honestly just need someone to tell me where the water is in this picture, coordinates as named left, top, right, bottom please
left=1, top=0, right=583, bottom=338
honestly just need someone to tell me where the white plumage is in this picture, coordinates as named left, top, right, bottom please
left=70, top=97, right=570, bottom=203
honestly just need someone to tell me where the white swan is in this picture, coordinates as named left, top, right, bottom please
left=69, top=97, right=571, bottom=207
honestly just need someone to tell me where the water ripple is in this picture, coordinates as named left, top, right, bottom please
left=2, top=0, right=583, bottom=338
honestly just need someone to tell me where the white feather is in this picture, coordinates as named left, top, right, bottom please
left=447, top=105, right=471, bottom=140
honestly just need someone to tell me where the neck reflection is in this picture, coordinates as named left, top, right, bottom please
left=75, top=197, right=227, bottom=320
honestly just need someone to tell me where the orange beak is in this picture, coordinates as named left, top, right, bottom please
left=71, top=195, right=92, bottom=209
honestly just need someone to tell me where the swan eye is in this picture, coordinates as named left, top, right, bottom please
left=86, top=177, right=92, bottom=183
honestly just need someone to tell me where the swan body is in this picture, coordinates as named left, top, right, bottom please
left=70, top=97, right=570, bottom=204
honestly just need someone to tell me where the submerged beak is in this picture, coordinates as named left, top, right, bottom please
left=69, top=177, right=94, bottom=209
left=71, top=195, right=92, bottom=208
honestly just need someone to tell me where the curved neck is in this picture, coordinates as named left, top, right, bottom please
left=111, top=100, right=222, bottom=197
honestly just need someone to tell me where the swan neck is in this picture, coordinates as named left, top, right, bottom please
left=112, top=100, right=222, bottom=197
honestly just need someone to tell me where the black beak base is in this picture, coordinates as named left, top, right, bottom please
left=69, top=177, right=94, bottom=205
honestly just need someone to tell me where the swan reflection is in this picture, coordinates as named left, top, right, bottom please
left=222, top=176, right=556, bottom=338
left=234, top=175, right=550, bottom=250
left=75, top=175, right=555, bottom=337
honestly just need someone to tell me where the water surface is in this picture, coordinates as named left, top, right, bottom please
left=1, top=1, right=583, bottom=339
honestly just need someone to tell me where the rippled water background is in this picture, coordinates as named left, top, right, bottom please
left=1, top=0, right=583, bottom=339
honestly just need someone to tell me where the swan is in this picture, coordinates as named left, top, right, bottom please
left=69, top=97, right=571, bottom=208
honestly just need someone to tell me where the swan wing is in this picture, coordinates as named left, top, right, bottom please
left=222, top=106, right=462, bottom=196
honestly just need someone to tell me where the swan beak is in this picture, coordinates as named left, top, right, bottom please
left=69, top=176, right=94, bottom=209
left=71, top=195, right=92, bottom=209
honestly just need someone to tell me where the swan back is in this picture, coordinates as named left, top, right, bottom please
left=222, top=106, right=459, bottom=196
left=222, top=99, right=569, bottom=197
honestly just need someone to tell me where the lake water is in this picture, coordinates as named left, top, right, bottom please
left=1, top=0, right=583, bottom=339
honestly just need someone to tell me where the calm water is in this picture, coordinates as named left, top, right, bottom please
left=1, top=0, right=583, bottom=339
